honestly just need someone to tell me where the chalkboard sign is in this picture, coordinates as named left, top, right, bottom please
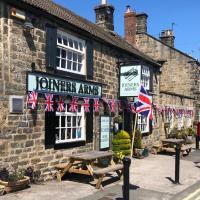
left=100, top=116, right=110, bottom=150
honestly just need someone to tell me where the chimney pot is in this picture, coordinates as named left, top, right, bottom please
left=160, top=29, right=175, bottom=47
left=101, top=0, right=107, bottom=5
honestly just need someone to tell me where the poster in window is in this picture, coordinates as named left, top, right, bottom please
left=119, top=65, right=141, bottom=97
left=100, top=116, right=110, bottom=150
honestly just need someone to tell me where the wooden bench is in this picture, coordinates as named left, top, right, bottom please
left=55, top=161, right=82, bottom=181
left=93, top=164, right=123, bottom=189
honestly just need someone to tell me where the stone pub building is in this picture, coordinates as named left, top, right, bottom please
left=0, top=0, right=161, bottom=176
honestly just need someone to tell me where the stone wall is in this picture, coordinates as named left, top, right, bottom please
left=136, top=33, right=197, bottom=138
left=0, top=1, right=161, bottom=176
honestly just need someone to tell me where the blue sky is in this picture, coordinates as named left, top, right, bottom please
left=54, top=0, right=200, bottom=60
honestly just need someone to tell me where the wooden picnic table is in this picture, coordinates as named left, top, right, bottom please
left=55, top=150, right=123, bottom=189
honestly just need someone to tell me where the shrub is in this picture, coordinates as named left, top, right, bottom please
left=186, top=127, right=196, bottom=136
left=112, top=130, right=131, bottom=157
left=133, top=130, right=142, bottom=149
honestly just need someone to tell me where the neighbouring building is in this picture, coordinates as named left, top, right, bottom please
left=124, top=6, right=200, bottom=139
left=0, top=0, right=161, bottom=177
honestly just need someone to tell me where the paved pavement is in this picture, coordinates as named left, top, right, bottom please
left=1, top=149, right=200, bottom=200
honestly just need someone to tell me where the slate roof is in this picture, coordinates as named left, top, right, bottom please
left=18, top=0, right=160, bottom=66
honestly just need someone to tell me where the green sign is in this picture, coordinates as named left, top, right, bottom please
left=27, top=72, right=102, bottom=98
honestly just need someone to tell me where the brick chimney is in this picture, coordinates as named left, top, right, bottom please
left=136, top=13, right=148, bottom=33
left=94, top=0, right=115, bottom=31
left=124, top=5, right=136, bottom=46
left=159, top=30, right=175, bottom=47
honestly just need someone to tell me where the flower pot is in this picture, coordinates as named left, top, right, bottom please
left=133, top=148, right=149, bottom=159
left=185, top=136, right=194, bottom=144
left=0, top=176, right=30, bottom=193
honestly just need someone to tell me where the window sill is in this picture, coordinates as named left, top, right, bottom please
left=54, top=140, right=86, bottom=150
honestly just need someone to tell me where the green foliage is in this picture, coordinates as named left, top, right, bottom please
left=112, top=130, right=131, bottom=157
left=114, top=116, right=123, bottom=124
left=133, top=130, right=142, bottom=149
left=112, top=138, right=131, bottom=145
left=169, top=126, right=196, bottom=139
left=115, top=130, right=130, bottom=139
left=186, top=127, right=196, bottom=136
left=0, top=168, right=26, bottom=182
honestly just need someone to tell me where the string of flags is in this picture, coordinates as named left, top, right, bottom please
left=26, top=91, right=194, bottom=118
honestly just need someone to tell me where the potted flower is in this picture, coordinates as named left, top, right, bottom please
left=112, top=130, right=131, bottom=163
left=133, top=130, right=149, bottom=158
left=0, top=168, right=30, bottom=194
left=185, top=127, right=196, bottom=144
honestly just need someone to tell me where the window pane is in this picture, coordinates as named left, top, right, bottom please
left=61, top=59, right=66, bottom=68
left=61, top=116, right=65, bottom=127
left=67, top=116, right=71, bottom=127
left=67, top=51, right=72, bottom=60
left=57, top=35, right=62, bottom=44
left=78, top=54, right=82, bottom=63
left=67, top=61, right=72, bottom=70
left=74, top=40, right=78, bottom=49
left=73, top=53, right=77, bottom=61
left=72, top=128, right=76, bottom=139
left=68, top=38, right=73, bottom=47
left=78, top=64, right=82, bottom=72
left=77, top=128, right=81, bottom=138
left=61, top=129, right=65, bottom=140
left=77, top=116, right=82, bottom=126
left=67, top=128, right=71, bottom=139
left=61, top=49, right=66, bottom=58
left=73, top=62, right=77, bottom=71
left=72, top=116, right=76, bottom=127
left=63, top=37, right=68, bottom=46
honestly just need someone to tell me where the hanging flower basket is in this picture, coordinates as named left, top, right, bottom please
left=0, top=176, right=30, bottom=193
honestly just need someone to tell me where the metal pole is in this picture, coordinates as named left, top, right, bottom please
left=196, top=135, right=199, bottom=150
left=123, top=157, right=131, bottom=200
left=175, top=143, right=181, bottom=184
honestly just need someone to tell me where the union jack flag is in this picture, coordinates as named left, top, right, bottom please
left=130, top=103, right=136, bottom=113
left=136, top=85, right=152, bottom=120
left=57, top=96, right=65, bottom=112
left=45, top=93, right=54, bottom=112
left=109, top=99, right=115, bottom=113
left=83, top=98, right=90, bottom=113
left=69, top=97, right=78, bottom=112
left=27, top=91, right=38, bottom=109
left=94, top=98, right=100, bottom=113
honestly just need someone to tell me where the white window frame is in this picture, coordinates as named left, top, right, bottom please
left=55, top=104, right=86, bottom=144
left=57, top=30, right=86, bottom=75
left=141, top=65, right=150, bottom=90
left=137, top=114, right=149, bottom=133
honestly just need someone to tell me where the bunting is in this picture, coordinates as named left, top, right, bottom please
left=109, top=99, right=115, bottom=113
left=27, top=91, right=38, bottom=109
left=83, top=98, right=90, bottom=113
left=45, top=93, right=54, bottom=112
left=69, top=97, right=78, bottom=112
left=94, top=98, right=100, bottom=113
left=57, top=96, right=65, bottom=112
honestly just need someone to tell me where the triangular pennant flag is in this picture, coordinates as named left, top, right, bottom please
left=57, top=96, right=65, bottom=112
left=45, top=93, right=54, bottom=112
left=27, top=91, right=38, bottom=109
left=69, top=97, right=78, bottom=112
left=109, top=99, right=115, bottom=113
left=83, top=97, right=90, bottom=113
left=94, top=98, right=100, bottom=113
